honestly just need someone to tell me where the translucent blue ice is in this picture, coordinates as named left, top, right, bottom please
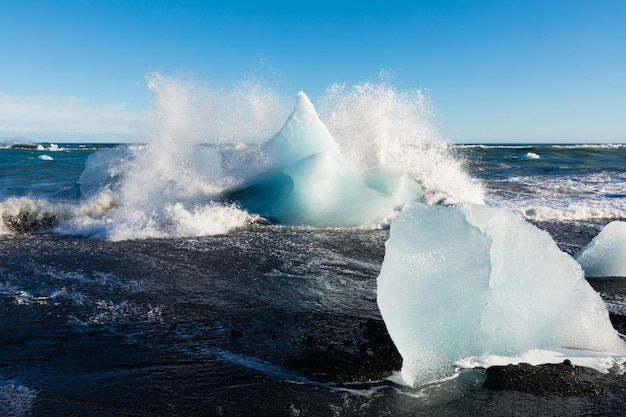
left=233, top=92, right=422, bottom=227
left=377, top=202, right=626, bottom=386
left=575, top=221, right=626, bottom=278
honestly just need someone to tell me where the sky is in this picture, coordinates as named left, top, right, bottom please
left=1, top=0, right=625, bottom=143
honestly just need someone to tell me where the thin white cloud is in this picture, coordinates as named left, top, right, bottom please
left=0, top=91, right=140, bottom=141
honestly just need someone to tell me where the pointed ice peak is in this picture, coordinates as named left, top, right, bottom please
left=291, top=91, right=322, bottom=124
left=262, top=92, right=342, bottom=170
left=295, top=91, right=315, bottom=112
left=575, top=221, right=626, bottom=277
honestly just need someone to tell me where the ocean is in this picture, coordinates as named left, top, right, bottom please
left=1, top=84, right=625, bottom=415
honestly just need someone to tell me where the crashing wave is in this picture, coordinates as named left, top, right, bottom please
left=0, top=198, right=59, bottom=233
left=230, top=92, right=423, bottom=227
left=62, top=86, right=478, bottom=238
left=0, top=194, right=116, bottom=235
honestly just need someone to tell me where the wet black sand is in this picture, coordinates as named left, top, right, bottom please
left=0, top=223, right=625, bottom=416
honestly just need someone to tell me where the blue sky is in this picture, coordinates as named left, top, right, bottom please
left=1, top=0, right=625, bottom=143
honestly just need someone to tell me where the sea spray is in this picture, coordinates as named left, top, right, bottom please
left=319, top=79, right=437, bottom=168
left=3, top=75, right=491, bottom=237
left=62, top=74, right=291, bottom=239
left=141, top=72, right=289, bottom=144
left=72, top=78, right=479, bottom=233
left=0, top=193, right=115, bottom=235
left=0, top=197, right=60, bottom=233
left=318, top=80, right=484, bottom=205
left=233, top=92, right=423, bottom=227
left=232, top=86, right=486, bottom=226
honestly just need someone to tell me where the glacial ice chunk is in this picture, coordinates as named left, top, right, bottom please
left=233, top=92, right=423, bottom=227
left=575, top=221, right=626, bottom=277
left=377, top=202, right=626, bottom=386
left=77, top=147, right=129, bottom=196
left=261, top=91, right=342, bottom=170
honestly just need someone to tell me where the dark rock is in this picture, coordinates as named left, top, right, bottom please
left=484, top=361, right=604, bottom=396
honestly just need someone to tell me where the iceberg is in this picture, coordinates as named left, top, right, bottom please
left=71, top=91, right=427, bottom=236
left=261, top=92, right=343, bottom=170
left=232, top=92, right=422, bottom=227
left=377, top=202, right=626, bottom=386
left=77, top=147, right=129, bottom=196
left=575, top=221, right=626, bottom=278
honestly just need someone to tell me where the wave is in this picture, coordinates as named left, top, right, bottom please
left=0, top=74, right=485, bottom=240
left=0, top=194, right=115, bottom=235
left=516, top=203, right=626, bottom=222
left=459, top=143, right=626, bottom=150
left=486, top=172, right=626, bottom=222
left=0, top=194, right=256, bottom=240
left=550, top=143, right=626, bottom=149
left=4, top=73, right=621, bottom=237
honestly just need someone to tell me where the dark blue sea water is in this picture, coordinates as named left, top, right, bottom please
left=3, top=142, right=624, bottom=223
left=1, top=139, right=625, bottom=416
left=459, top=144, right=626, bottom=224
left=0, top=143, right=107, bottom=201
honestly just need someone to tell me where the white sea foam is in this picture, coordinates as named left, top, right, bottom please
left=48, top=197, right=255, bottom=241
left=456, top=348, right=625, bottom=375
left=0, top=193, right=140, bottom=239
left=551, top=143, right=626, bottom=149
left=56, top=74, right=287, bottom=240
left=318, top=79, right=484, bottom=205
left=95, top=74, right=287, bottom=239
left=510, top=200, right=626, bottom=222
left=459, top=143, right=626, bottom=150
left=491, top=172, right=626, bottom=221
left=0, top=197, right=65, bottom=235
